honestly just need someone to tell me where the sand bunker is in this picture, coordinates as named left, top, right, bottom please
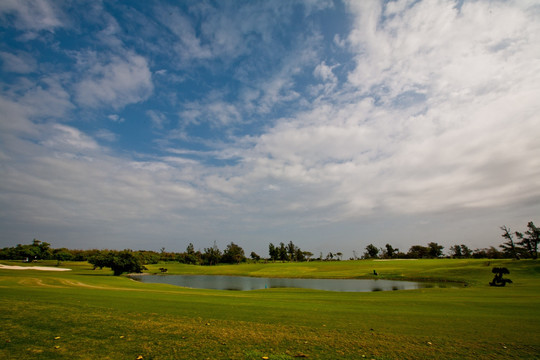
left=0, top=264, right=72, bottom=271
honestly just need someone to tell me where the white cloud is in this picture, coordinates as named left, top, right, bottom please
left=75, top=52, right=153, bottom=109
left=95, top=129, right=117, bottom=142
left=107, top=114, right=124, bottom=123
left=1, top=0, right=539, bottom=254
left=42, top=124, right=99, bottom=152
left=0, top=51, right=37, bottom=73
left=146, top=110, right=168, bottom=129
left=0, top=0, right=64, bottom=31
left=215, top=0, right=540, bottom=225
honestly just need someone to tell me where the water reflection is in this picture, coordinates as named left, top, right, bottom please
left=131, top=274, right=432, bottom=292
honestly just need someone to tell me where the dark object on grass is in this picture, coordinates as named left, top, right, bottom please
left=159, top=267, right=168, bottom=273
left=489, top=267, right=512, bottom=287
left=373, top=270, right=378, bottom=276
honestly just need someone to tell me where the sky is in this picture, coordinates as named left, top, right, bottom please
left=0, top=0, right=539, bottom=258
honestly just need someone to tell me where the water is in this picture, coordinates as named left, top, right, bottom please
left=130, top=274, right=433, bottom=292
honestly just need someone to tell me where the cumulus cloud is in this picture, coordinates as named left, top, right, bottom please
left=1, top=0, right=538, bottom=254
left=218, top=0, right=540, bottom=224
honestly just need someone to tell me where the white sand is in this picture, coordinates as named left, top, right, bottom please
left=373, top=259, right=418, bottom=261
left=0, top=263, right=72, bottom=271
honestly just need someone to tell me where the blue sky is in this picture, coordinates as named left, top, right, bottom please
left=1, top=0, right=539, bottom=257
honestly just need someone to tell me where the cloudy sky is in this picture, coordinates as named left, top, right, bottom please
left=1, top=0, right=539, bottom=257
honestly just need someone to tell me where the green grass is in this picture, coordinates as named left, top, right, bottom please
left=1, top=259, right=539, bottom=359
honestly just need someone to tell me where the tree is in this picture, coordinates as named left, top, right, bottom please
left=295, top=248, right=305, bottom=262
left=460, top=244, right=472, bottom=258
left=287, top=241, right=296, bottom=261
left=268, top=243, right=278, bottom=262
left=250, top=251, right=261, bottom=261
left=489, top=267, right=512, bottom=287
left=202, top=242, right=221, bottom=265
left=88, top=251, right=110, bottom=270
left=335, top=252, right=343, bottom=261
left=407, top=245, right=430, bottom=258
left=449, top=244, right=471, bottom=258
left=449, top=245, right=462, bottom=258
left=221, top=242, right=246, bottom=264
left=88, top=250, right=145, bottom=276
left=500, top=226, right=520, bottom=259
left=53, top=248, right=74, bottom=262
left=384, top=244, right=398, bottom=259
left=516, top=221, right=539, bottom=259
left=278, top=242, right=289, bottom=261
left=363, top=244, right=379, bottom=259
left=108, top=250, right=145, bottom=276
left=302, top=251, right=313, bottom=261
left=427, top=242, right=444, bottom=258
left=181, top=243, right=200, bottom=265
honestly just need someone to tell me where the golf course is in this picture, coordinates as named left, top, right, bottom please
left=1, top=259, right=539, bottom=359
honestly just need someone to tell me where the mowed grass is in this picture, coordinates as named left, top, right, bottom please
left=0, top=259, right=539, bottom=359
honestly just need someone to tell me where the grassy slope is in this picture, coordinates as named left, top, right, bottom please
left=0, top=259, right=539, bottom=359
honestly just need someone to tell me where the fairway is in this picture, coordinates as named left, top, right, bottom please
left=1, top=259, right=539, bottom=359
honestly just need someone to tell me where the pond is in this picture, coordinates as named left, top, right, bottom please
left=130, top=274, right=437, bottom=292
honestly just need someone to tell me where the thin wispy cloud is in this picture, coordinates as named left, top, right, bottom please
left=0, top=0, right=538, bottom=255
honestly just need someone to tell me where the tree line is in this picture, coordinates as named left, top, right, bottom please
left=1, top=221, right=536, bottom=275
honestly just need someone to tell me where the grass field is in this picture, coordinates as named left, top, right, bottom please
left=1, top=259, right=539, bottom=359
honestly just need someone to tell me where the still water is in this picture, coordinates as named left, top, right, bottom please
left=131, top=274, right=432, bottom=292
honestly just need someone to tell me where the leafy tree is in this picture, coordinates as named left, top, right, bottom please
left=303, top=251, right=313, bottom=261
left=88, top=251, right=111, bottom=270
left=108, top=250, right=145, bottom=276
left=88, top=250, right=145, bottom=276
left=53, top=248, right=74, bottom=262
left=363, top=244, right=379, bottom=259
left=427, top=242, right=444, bottom=258
left=489, top=267, right=512, bottom=287
left=278, top=242, right=288, bottom=261
left=287, top=241, right=296, bottom=261
left=516, top=221, right=539, bottom=259
left=180, top=243, right=200, bottom=264
left=407, top=245, right=430, bottom=258
left=221, top=242, right=246, bottom=264
left=268, top=243, right=278, bottom=262
left=202, top=242, right=221, bottom=265
left=383, top=244, right=398, bottom=259
left=295, top=248, right=305, bottom=262
left=449, top=244, right=462, bottom=258
left=250, top=251, right=261, bottom=261
left=449, top=244, right=471, bottom=258
left=460, top=244, right=472, bottom=258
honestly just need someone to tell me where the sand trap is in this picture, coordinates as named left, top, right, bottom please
left=0, top=264, right=72, bottom=271
left=373, top=259, right=418, bottom=261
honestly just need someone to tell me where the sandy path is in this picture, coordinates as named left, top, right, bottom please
left=0, top=264, right=72, bottom=271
